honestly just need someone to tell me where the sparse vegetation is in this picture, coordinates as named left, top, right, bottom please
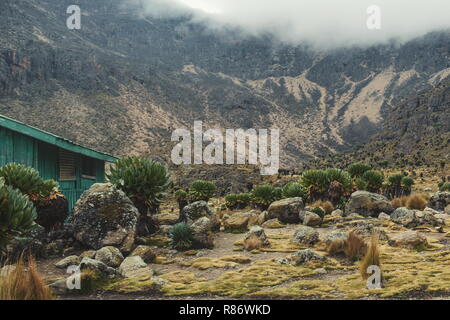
left=282, top=182, right=306, bottom=199
left=243, top=234, right=264, bottom=251
left=359, top=235, right=381, bottom=280
left=405, top=194, right=428, bottom=210
left=439, top=182, right=450, bottom=192
left=348, top=162, right=372, bottom=179
left=225, top=193, right=252, bottom=209
left=344, top=231, right=368, bottom=262
left=311, top=200, right=334, bottom=215
left=107, top=156, right=171, bottom=214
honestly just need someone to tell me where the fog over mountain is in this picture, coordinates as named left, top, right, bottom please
left=124, top=0, right=450, bottom=48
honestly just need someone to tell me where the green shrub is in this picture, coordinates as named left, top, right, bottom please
left=439, top=182, right=450, bottom=192
left=0, top=177, right=37, bottom=251
left=189, top=180, right=216, bottom=202
left=174, top=189, right=188, bottom=201
left=252, top=185, right=277, bottom=208
left=0, top=163, right=58, bottom=199
left=324, top=168, right=352, bottom=199
left=300, top=170, right=328, bottom=200
left=311, top=206, right=326, bottom=219
left=282, top=182, right=306, bottom=199
left=107, top=157, right=171, bottom=214
left=401, top=177, right=415, bottom=193
left=170, top=223, right=194, bottom=251
left=225, top=193, right=252, bottom=209
left=273, top=187, right=283, bottom=201
left=361, top=170, right=384, bottom=193
left=348, top=162, right=372, bottom=178
left=386, top=173, right=409, bottom=198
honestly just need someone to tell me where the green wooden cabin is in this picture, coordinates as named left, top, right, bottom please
left=0, top=114, right=117, bottom=210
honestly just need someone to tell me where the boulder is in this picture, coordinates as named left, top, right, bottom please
left=415, top=211, right=443, bottom=227
left=79, top=257, right=116, bottom=276
left=181, top=201, right=216, bottom=222
left=79, top=250, right=96, bottom=260
left=323, top=231, right=348, bottom=244
left=95, top=246, right=124, bottom=268
left=429, top=192, right=450, bottom=211
left=244, top=226, right=270, bottom=247
left=378, top=212, right=391, bottom=220
left=390, top=207, right=419, bottom=228
left=292, top=226, right=319, bottom=245
left=267, top=197, right=304, bottom=224
left=345, top=191, right=394, bottom=217
left=190, top=217, right=215, bottom=248
left=130, top=245, right=156, bottom=263
left=262, top=219, right=285, bottom=229
left=156, top=212, right=180, bottom=225
left=118, top=256, right=153, bottom=279
left=446, top=205, right=450, bottom=215
left=331, top=209, right=344, bottom=217
left=71, top=183, right=140, bottom=254
left=388, top=231, right=428, bottom=249
left=223, top=211, right=259, bottom=232
left=352, top=221, right=388, bottom=241
left=55, top=255, right=80, bottom=269
left=289, top=249, right=325, bottom=265
left=302, top=211, right=322, bottom=227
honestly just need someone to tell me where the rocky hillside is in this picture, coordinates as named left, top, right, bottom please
left=1, top=0, right=449, bottom=168
left=311, top=76, right=450, bottom=170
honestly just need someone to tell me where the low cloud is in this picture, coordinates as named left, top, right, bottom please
left=123, top=0, right=450, bottom=48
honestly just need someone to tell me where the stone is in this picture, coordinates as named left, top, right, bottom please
left=71, top=183, right=140, bottom=253
left=244, top=226, right=270, bottom=247
left=378, top=212, right=391, bottom=220
left=49, top=279, right=69, bottom=295
left=55, top=255, right=80, bottom=269
left=156, top=212, right=179, bottom=225
left=223, top=211, right=259, bottom=231
left=95, top=246, right=124, bottom=268
left=391, top=207, right=419, bottom=228
left=445, top=205, right=450, bottom=215
left=159, top=225, right=173, bottom=235
left=190, top=216, right=216, bottom=248
left=80, top=250, right=96, bottom=259
left=268, top=197, right=304, bottom=224
left=388, top=231, right=428, bottom=249
left=292, top=226, right=319, bottom=245
left=345, top=191, right=394, bottom=217
left=416, top=211, right=443, bottom=227
left=79, top=257, right=116, bottom=276
left=130, top=245, right=156, bottom=263
left=352, top=221, right=388, bottom=241
left=118, top=256, right=154, bottom=279
left=262, top=218, right=285, bottom=229
left=290, top=249, right=325, bottom=265
left=331, top=209, right=344, bottom=217
left=323, top=231, right=348, bottom=244
left=429, top=192, right=450, bottom=211
left=302, top=211, right=322, bottom=227
left=424, top=207, right=440, bottom=215
left=181, top=201, right=216, bottom=222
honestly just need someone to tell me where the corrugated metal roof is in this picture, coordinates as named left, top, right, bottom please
left=0, top=114, right=118, bottom=162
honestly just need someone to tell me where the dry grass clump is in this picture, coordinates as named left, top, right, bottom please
left=359, top=235, right=381, bottom=280
left=243, top=234, right=264, bottom=251
left=311, top=201, right=335, bottom=215
left=405, top=194, right=428, bottom=210
left=392, top=194, right=428, bottom=210
left=326, top=231, right=367, bottom=262
left=344, top=231, right=368, bottom=262
left=0, top=257, right=54, bottom=300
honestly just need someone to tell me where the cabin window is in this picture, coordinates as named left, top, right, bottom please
left=81, top=157, right=96, bottom=180
left=59, top=149, right=76, bottom=181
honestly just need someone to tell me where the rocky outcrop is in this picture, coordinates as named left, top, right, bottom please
left=388, top=231, right=428, bottom=249
left=292, top=226, right=319, bottom=245
left=118, top=256, right=153, bottom=279
left=302, top=211, right=322, bottom=227
left=94, top=246, right=124, bottom=268
left=223, top=211, right=260, bottom=232
left=268, top=198, right=304, bottom=224
left=71, top=183, right=140, bottom=254
left=289, top=249, right=325, bottom=265
left=429, top=192, right=450, bottom=211
left=130, top=245, right=156, bottom=263
left=345, top=191, right=394, bottom=217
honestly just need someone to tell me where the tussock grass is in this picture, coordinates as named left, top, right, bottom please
left=0, top=256, right=54, bottom=300
left=359, top=235, right=381, bottom=280
left=243, top=234, right=263, bottom=251
left=311, top=201, right=334, bottom=215
left=344, top=231, right=368, bottom=262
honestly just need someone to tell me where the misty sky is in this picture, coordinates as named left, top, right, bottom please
left=125, top=0, right=450, bottom=48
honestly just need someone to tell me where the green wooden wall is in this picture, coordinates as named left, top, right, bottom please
left=0, top=126, right=106, bottom=211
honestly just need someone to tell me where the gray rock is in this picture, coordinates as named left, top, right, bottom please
left=345, top=191, right=394, bottom=217
left=331, top=209, right=344, bottom=217
left=429, top=192, right=450, bottom=211
left=323, top=231, right=348, bottom=244
left=71, top=183, right=140, bottom=253
left=388, top=231, right=428, bottom=249
left=190, top=216, right=216, bottom=248
left=95, top=246, right=124, bottom=268
left=244, top=226, right=270, bottom=246
left=352, top=221, right=388, bottom=240
left=268, top=197, right=304, bottom=224
left=181, top=201, right=216, bottom=222
left=292, top=226, right=319, bottom=245
left=118, top=256, right=153, bottom=279
left=79, top=257, right=116, bottom=276
left=415, top=211, right=443, bottom=227
left=378, top=212, right=391, bottom=220
left=290, top=249, right=325, bottom=265
left=130, top=245, right=156, bottom=263
left=391, top=207, right=419, bottom=228
left=302, top=211, right=322, bottom=227
left=55, top=255, right=80, bottom=269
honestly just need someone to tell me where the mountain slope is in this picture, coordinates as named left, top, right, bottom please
left=0, top=0, right=449, bottom=168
